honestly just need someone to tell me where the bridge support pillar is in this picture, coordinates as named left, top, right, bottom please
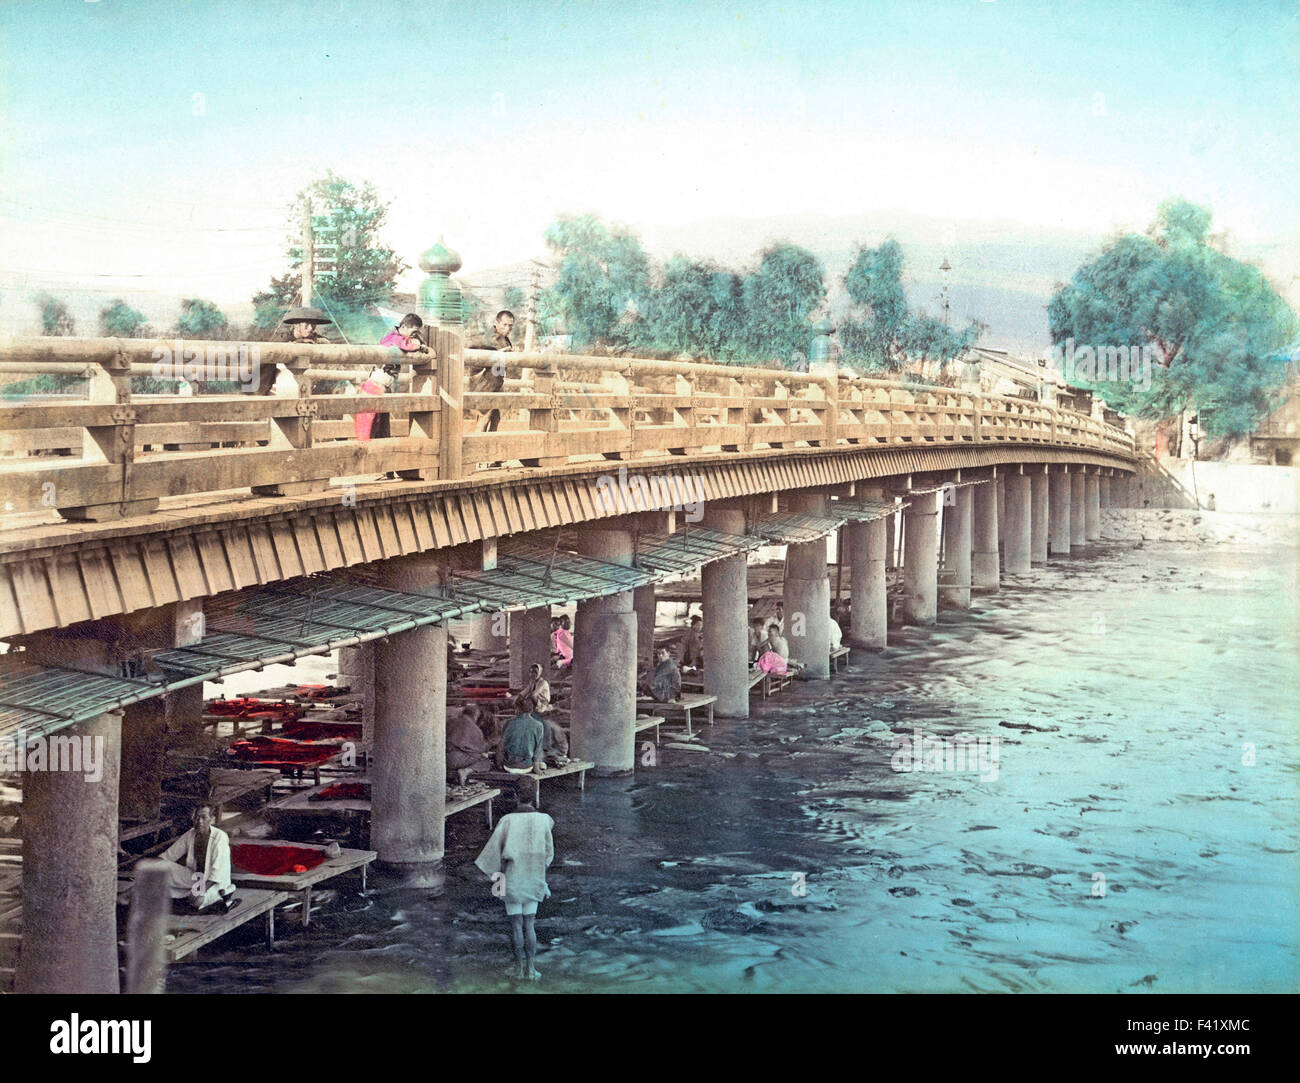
left=1070, top=472, right=1088, bottom=547
left=634, top=584, right=657, bottom=671
left=1049, top=471, right=1072, bottom=555
left=702, top=509, right=750, bottom=717
left=16, top=632, right=122, bottom=994
left=571, top=528, right=637, bottom=774
left=940, top=484, right=972, bottom=609
left=1099, top=475, right=1111, bottom=508
left=885, top=512, right=897, bottom=570
left=120, top=696, right=166, bottom=822
left=17, top=710, right=122, bottom=994
left=1031, top=471, right=1049, bottom=563
left=1085, top=474, right=1101, bottom=540
left=847, top=488, right=887, bottom=649
left=372, top=555, right=446, bottom=882
left=509, top=607, right=554, bottom=690
left=1003, top=473, right=1032, bottom=574
left=783, top=493, right=831, bottom=678
left=973, top=479, right=1000, bottom=591
left=902, top=491, right=940, bottom=625
left=337, top=643, right=375, bottom=746
left=466, top=613, right=506, bottom=653
left=996, top=475, right=1006, bottom=557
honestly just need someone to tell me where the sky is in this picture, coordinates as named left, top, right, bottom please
left=0, top=0, right=1296, bottom=308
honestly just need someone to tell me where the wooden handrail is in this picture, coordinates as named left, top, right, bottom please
left=0, top=334, right=1135, bottom=522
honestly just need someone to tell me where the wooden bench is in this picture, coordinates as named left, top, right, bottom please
left=161, top=888, right=287, bottom=961
left=635, top=714, right=662, bottom=744
left=474, top=760, right=594, bottom=811
left=638, top=693, right=716, bottom=739
left=267, top=780, right=500, bottom=844
left=113, top=880, right=288, bottom=961
left=830, top=645, right=850, bottom=673
left=229, top=840, right=377, bottom=929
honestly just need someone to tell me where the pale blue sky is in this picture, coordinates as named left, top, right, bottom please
left=0, top=0, right=1295, bottom=302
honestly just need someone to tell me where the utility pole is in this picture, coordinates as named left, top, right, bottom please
left=524, top=262, right=541, bottom=353
left=939, top=258, right=951, bottom=326
left=301, top=198, right=314, bottom=307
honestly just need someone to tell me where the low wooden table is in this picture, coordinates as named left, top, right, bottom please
left=830, top=645, right=850, bottom=673
left=474, top=761, right=594, bottom=811
left=117, top=885, right=289, bottom=962
left=635, top=714, right=662, bottom=743
left=638, top=693, right=716, bottom=739
left=230, top=840, right=377, bottom=929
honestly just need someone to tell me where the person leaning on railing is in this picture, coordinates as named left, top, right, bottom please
left=466, top=309, right=516, bottom=433
left=257, top=306, right=333, bottom=394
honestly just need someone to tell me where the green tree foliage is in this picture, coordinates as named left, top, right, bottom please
left=641, top=256, right=747, bottom=360
left=1048, top=199, right=1298, bottom=436
left=99, top=299, right=151, bottom=338
left=839, top=240, right=979, bottom=372
left=174, top=298, right=229, bottom=338
left=739, top=244, right=827, bottom=364
left=252, top=171, right=407, bottom=330
left=32, top=292, right=75, bottom=336
left=503, top=286, right=525, bottom=313
left=539, top=214, right=650, bottom=349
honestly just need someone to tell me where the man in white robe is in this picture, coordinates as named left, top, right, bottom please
left=157, top=803, right=238, bottom=912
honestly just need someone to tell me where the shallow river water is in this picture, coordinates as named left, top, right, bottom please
left=169, top=516, right=1300, bottom=995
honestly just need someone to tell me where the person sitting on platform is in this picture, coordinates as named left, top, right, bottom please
left=748, top=617, right=767, bottom=663
left=474, top=776, right=554, bottom=982
left=497, top=710, right=546, bottom=774
left=551, top=614, right=574, bottom=669
left=514, top=662, right=553, bottom=718
left=829, top=615, right=843, bottom=651
left=447, top=707, right=492, bottom=785
left=756, top=622, right=802, bottom=677
left=774, top=602, right=785, bottom=633
left=155, top=803, right=239, bottom=913
left=678, top=614, right=703, bottom=671
left=642, top=645, right=682, bottom=703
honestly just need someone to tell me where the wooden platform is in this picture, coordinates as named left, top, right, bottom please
left=830, top=645, right=850, bottom=672
left=230, top=840, right=376, bottom=928
left=474, top=760, right=594, bottom=811
left=157, top=887, right=287, bottom=961
left=638, top=693, right=716, bottom=738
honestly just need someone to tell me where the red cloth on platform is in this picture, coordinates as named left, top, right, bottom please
left=309, top=782, right=371, bottom=802
left=231, top=843, right=327, bottom=877
left=227, top=735, right=341, bottom=767
left=281, top=721, right=363, bottom=741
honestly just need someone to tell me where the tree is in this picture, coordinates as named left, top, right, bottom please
left=640, top=256, right=747, bottom=360
left=740, top=243, right=826, bottom=364
left=1048, top=199, right=1298, bottom=437
left=503, top=286, right=525, bottom=313
left=99, top=299, right=151, bottom=338
left=539, top=214, right=650, bottom=349
left=32, top=292, right=75, bottom=336
left=174, top=298, right=229, bottom=338
left=252, top=171, right=407, bottom=329
left=839, top=240, right=980, bottom=373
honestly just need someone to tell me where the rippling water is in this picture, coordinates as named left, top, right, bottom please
left=168, top=520, right=1300, bottom=994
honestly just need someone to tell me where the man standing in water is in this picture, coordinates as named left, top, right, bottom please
left=475, top=777, right=555, bottom=981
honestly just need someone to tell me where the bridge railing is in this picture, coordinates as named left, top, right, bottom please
left=0, top=334, right=1134, bottom=521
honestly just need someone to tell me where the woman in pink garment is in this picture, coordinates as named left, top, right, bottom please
left=550, top=614, right=573, bottom=668
left=357, top=316, right=425, bottom=479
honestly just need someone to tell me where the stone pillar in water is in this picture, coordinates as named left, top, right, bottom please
left=1031, top=471, right=1050, bottom=563
left=571, top=527, right=637, bottom=774
left=940, top=484, right=972, bottom=609
left=902, top=490, right=940, bottom=625
left=848, top=487, right=887, bottom=649
left=1070, top=472, right=1087, bottom=547
left=702, top=508, right=750, bottom=717
left=1085, top=474, right=1101, bottom=540
left=1049, top=470, right=1072, bottom=555
left=972, top=479, right=1000, bottom=591
left=1003, top=474, right=1032, bottom=575
left=782, top=492, right=831, bottom=679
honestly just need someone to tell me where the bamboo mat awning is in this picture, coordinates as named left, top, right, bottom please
left=0, top=654, right=171, bottom=743
left=902, top=478, right=994, bottom=495
left=748, top=513, right=846, bottom=545
left=447, top=545, right=655, bottom=611
left=632, top=527, right=764, bottom=576
left=150, top=579, right=482, bottom=682
left=828, top=498, right=910, bottom=523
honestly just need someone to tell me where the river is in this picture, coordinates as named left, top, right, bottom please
left=167, top=510, right=1300, bottom=994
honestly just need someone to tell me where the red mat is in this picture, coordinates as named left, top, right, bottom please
left=231, top=843, right=328, bottom=876
left=282, top=721, right=363, bottom=741
left=227, top=736, right=341, bottom=767
left=308, top=782, right=371, bottom=802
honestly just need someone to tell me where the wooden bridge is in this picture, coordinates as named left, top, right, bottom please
left=0, top=333, right=1134, bottom=640
left=0, top=329, right=1138, bottom=993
